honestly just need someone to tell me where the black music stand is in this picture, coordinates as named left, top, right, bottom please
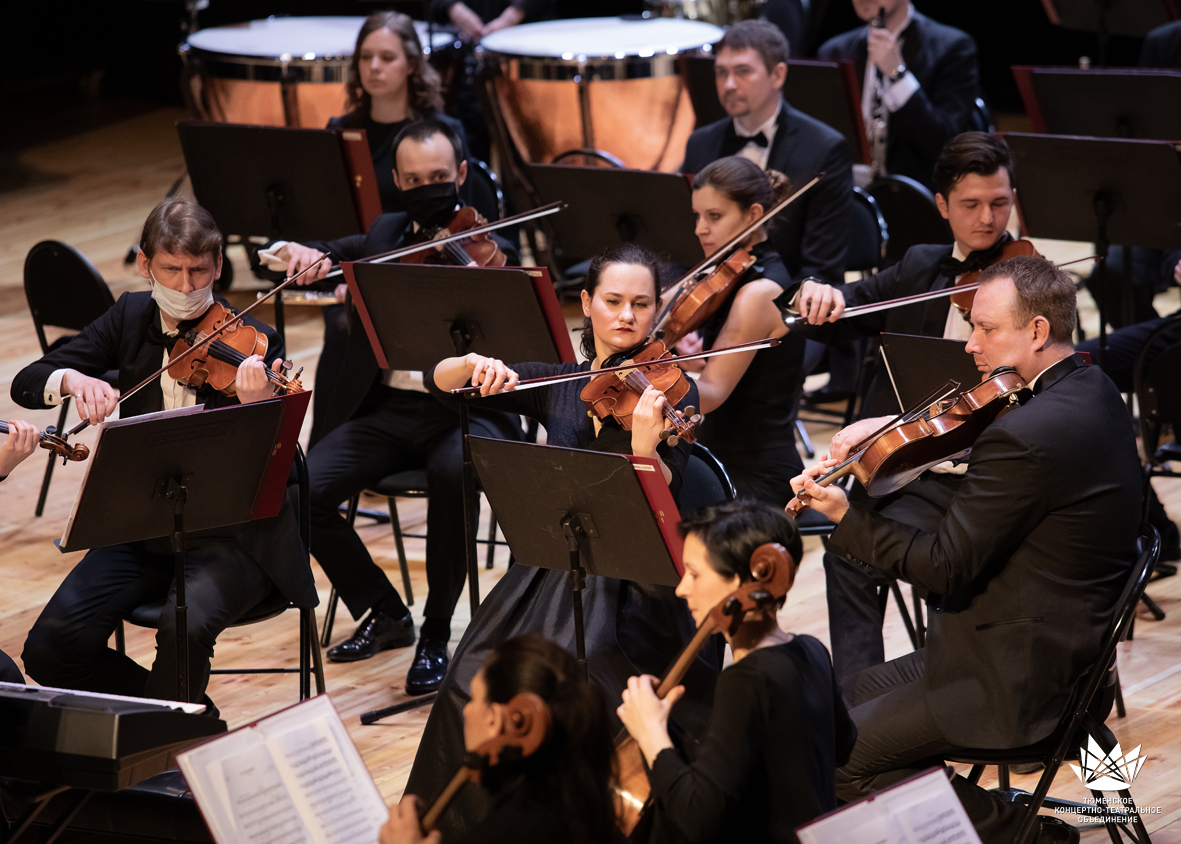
left=1013, top=66, right=1181, bottom=140
left=468, top=437, right=683, bottom=675
left=1003, top=132, right=1181, bottom=367
left=680, top=56, right=870, bottom=165
left=878, top=334, right=982, bottom=414
left=177, top=121, right=374, bottom=338
left=528, top=164, right=702, bottom=269
left=1042, top=0, right=1177, bottom=64
left=56, top=394, right=310, bottom=703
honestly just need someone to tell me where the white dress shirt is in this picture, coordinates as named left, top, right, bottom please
left=942, top=243, right=975, bottom=342
left=733, top=101, right=782, bottom=171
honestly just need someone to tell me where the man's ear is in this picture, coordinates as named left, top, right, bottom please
left=1032, top=315, right=1052, bottom=350
left=136, top=250, right=152, bottom=280
left=770, top=61, right=787, bottom=91
left=457, top=159, right=468, bottom=188
left=391, top=168, right=402, bottom=191
left=213, top=251, right=223, bottom=282
left=935, top=192, right=950, bottom=221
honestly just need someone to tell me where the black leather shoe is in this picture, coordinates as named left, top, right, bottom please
left=802, top=386, right=851, bottom=407
left=199, top=694, right=221, bottom=721
left=405, top=637, right=450, bottom=695
left=327, top=610, right=415, bottom=662
left=1037, top=816, right=1080, bottom=844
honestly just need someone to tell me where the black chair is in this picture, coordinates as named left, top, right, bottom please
left=971, top=96, right=995, bottom=134
left=463, top=157, right=506, bottom=224
left=867, top=175, right=952, bottom=265
left=847, top=186, right=889, bottom=277
left=946, top=525, right=1161, bottom=844
left=677, top=443, right=737, bottom=514
left=23, top=241, right=117, bottom=517
left=116, top=445, right=327, bottom=701
left=320, top=470, right=505, bottom=648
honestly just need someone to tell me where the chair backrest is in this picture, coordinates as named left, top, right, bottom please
left=462, top=157, right=506, bottom=223
left=678, top=443, right=737, bottom=515
left=846, top=187, right=889, bottom=275
left=24, top=241, right=116, bottom=353
left=1133, top=315, right=1181, bottom=454
left=866, top=175, right=952, bottom=265
left=971, top=96, right=995, bottom=134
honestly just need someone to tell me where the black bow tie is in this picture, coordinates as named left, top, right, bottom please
left=721, top=123, right=769, bottom=157
left=936, top=235, right=1013, bottom=279
left=145, top=318, right=200, bottom=353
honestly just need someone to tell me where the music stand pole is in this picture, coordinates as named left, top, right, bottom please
left=160, top=476, right=192, bottom=704
left=450, top=323, right=481, bottom=615
left=561, top=514, right=592, bottom=674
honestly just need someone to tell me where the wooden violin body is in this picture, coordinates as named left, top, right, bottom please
left=402, top=206, right=507, bottom=268
left=950, top=239, right=1041, bottom=318
left=613, top=543, right=799, bottom=839
left=658, top=248, right=756, bottom=348
left=580, top=340, right=702, bottom=447
left=167, top=302, right=304, bottom=397
left=787, top=368, right=1028, bottom=514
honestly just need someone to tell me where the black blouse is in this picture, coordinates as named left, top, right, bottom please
left=647, top=636, right=856, bottom=844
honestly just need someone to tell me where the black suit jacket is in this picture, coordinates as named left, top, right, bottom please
left=10, top=293, right=318, bottom=609
left=818, top=11, right=979, bottom=190
left=1140, top=20, right=1181, bottom=67
left=303, top=212, right=522, bottom=445
left=681, top=100, right=853, bottom=286
left=829, top=356, right=1142, bottom=749
left=796, top=242, right=956, bottom=418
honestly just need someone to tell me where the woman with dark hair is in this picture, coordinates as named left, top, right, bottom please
left=618, top=499, right=856, bottom=844
left=382, top=635, right=616, bottom=843
left=676, top=155, right=811, bottom=508
left=404, top=243, right=721, bottom=838
left=331, top=12, right=469, bottom=213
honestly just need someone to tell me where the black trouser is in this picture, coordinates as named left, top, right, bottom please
left=838, top=651, right=1028, bottom=843
left=0, top=649, right=23, bottom=683
left=824, top=472, right=962, bottom=688
left=307, top=387, right=508, bottom=625
left=22, top=539, right=271, bottom=702
left=1085, top=246, right=1180, bottom=329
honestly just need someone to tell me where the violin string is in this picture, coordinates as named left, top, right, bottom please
left=192, top=334, right=290, bottom=387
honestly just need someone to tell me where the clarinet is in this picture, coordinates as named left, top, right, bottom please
left=868, top=6, right=888, bottom=180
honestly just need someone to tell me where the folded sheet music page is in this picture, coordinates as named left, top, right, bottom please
left=796, top=767, right=983, bottom=844
left=177, top=695, right=388, bottom=844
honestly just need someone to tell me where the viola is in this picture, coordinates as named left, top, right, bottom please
left=786, top=367, right=1028, bottom=514
left=167, top=302, right=305, bottom=397
left=580, top=340, right=703, bottom=447
left=400, top=206, right=507, bottom=268
left=950, top=239, right=1041, bottom=318
left=419, top=693, right=551, bottom=833
left=0, top=420, right=88, bottom=464
left=613, top=542, right=799, bottom=839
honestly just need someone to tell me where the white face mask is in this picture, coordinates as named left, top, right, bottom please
left=149, top=267, right=215, bottom=321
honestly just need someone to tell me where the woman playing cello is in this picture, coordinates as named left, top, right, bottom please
left=617, top=500, right=856, bottom=844
left=407, top=244, right=721, bottom=837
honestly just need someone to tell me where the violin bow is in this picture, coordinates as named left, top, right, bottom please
left=65, top=255, right=331, bottom=437
left=319, top=201, right=566, bottom=280
left=653, top=173, right=823, bottom=335
left=450, top=337, right=780, bottom=395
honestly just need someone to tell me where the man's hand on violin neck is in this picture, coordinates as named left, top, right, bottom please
left=795, top=280, right=846, bottom=325
left=828, top=416, right=892, bottom=462
left=285, top=243, right=330, bottom=283
left=236, top=356, right=282, bottom=404
left=789, top=459, right=850, bottom=524
left=61, top=370, right=119, bottom=426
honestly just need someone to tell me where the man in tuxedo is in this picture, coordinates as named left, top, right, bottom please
left=794, top=256, right=1142, bottom=844
left=266, top=120, right=521, bottom=694
left=681, top=19, right=852, bottom=287
left=818, top=0, right=980, bottom=190
left=792, top=131, right=1017, bottom=684
left=12, top=199, right=317, bottom=705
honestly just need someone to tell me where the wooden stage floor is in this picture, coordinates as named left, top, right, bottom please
left=1, top=107, right=1180, bottom=840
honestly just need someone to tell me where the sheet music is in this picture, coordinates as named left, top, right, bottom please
left=178, top=696, right=388, bottom=844
left=796, top=767, right=982, bottom=844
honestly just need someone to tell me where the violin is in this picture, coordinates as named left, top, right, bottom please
left=786, top=367, right=1028, bottom=514
left=580, top=340, right=703, bottom=447
left=654, top=174, right=822, bottom=349
left=418, top=693, right=551, bottom=833
left=167, top=302, right=305, bottom=397
left=950, top=239, right=1041, bottom=318
left=613, top=542, right=799, bottom=839
left=400, top=206, right=506, bottom=268
left=0, top=420, right=89, bottom=464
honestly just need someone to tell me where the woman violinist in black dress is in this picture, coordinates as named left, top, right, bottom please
left=617, top=500, right=856, bottom=844
left=405, top=244, right=721, bottom=838
left=382, top=635, right=617, bottom=844
left=676, top=157, right=809, bottom=507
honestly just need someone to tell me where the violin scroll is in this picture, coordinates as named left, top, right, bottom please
left=39, top=428, right=89, bottom=464
left=709, top=542, right=798, bottom=637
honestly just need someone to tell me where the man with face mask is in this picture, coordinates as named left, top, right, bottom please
left=262, top=120, right=521, bottom=695
left=10, top=199, right=318, bottom=707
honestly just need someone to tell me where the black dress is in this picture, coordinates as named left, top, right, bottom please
left=326, top=109, right=469, bottom=214
left=696, top=241, right=806, bottom=507
left=407, top=361, right=723, bottom=839
left=647, top=636, right=857, bottom=844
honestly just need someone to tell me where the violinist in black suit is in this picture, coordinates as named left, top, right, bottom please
left=264, top=120, right=521, bottom=695
left=791, top=132, right=1017, bottom=684
left=818, top=0, right=980, bottom=190
left=11, top=199, right=316, bottom=705
left=793, top=256, right=1142, bottom=844
left=681, top=20, right=852, bottom=287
